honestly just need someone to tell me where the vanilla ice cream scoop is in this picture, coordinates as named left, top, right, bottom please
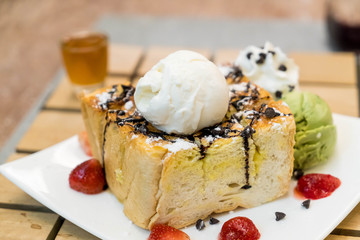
left=134, top=50, right=229, bottom=135
left=235, top=42, right=299, bottom=99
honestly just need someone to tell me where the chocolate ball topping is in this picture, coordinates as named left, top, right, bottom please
left=256, top=53, right=267, bottom=64
left=264, top=107, right=279, bottom=118
left=246, top=52, right=253, bottom=60
left=275, top=91, right=283, bottom=99
left=278, top=64, right=287, bottom=71
left=196, top=219, right=206, bottom=230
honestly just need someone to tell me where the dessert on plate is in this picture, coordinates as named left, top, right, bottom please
left=80, top=50, right=296, bottom=229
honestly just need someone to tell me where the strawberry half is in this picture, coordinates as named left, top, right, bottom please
left=148, top=224, right=190, bottom=240
left=218, top=217, right=260, bottom=240
left=78, top=131, right=92, bottom=156
left=69, top=159, right=105, bottom=194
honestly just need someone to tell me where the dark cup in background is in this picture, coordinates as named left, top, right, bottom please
left=327, top=0, right=360, bottom=51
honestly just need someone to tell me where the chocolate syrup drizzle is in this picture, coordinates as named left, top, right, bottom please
left=225, top=65, right=243, bottom=83
left=102, top=115, right=110, bottom=168
left=98, top=85, right=135, bottom=110
left=98, top=82, right=291, bottom=190
left=101, top=85, right=136, bottom=165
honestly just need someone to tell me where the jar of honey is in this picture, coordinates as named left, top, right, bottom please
left=61, top=31, right=108, bottom=94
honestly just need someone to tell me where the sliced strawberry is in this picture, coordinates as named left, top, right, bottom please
left=78, top=131, right=92, bottom=156
left=218, top=217, right=260, bottom=240
left=296, top=173, right=341, bottom=200
left=148, top=224, right=190, bottom=240
left=69, top=159, right=105, bottom=194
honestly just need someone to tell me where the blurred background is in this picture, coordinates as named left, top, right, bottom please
left=0, top=0, right=356, bottom=151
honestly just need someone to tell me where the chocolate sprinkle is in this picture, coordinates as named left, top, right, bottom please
left=275, top=91, right=283, bottom=99
left=209, top=217, right=220, bottom=225
left=292, top=169, right=304, bottom=180
left=196, top=219, right=206, bottom=230
left=134, top=124, right=148, bottom=135
left=241, top=184, right=252, bottom=189
left=232, top=66, right=244, bottom=79
left=268, top=50, right=276, bottom=55
left=246, top=52, right=253, bottom=60
left=245, top=82, right=251, bottom=93
left=199, top=144, right=209, bottom=159
left=275, top=212, right=286, bottom=221
left=278, top=64, right=287, bottom=71
left=117, top=110, right=126, bottom=116
left=211, top=126, right=225, bottom=136
left=302, top=199, right=311, bottom=209
left=109, top=85, right=118, bottom=93
left=256, top=53, right=267, bottom=64
left=241, top=126, right=255, bottom=139
left=289, top=85, right=295, bottom=92
left=225, top=66, right=244, bottom=83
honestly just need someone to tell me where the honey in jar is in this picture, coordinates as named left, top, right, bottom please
left=61, top=32, right=107, bottom=93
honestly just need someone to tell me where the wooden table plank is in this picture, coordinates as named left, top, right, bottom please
left=44, top=78, right=80, bottom=111
left=137, top=46, right=211, bottom=76
left=0, top=208, right=58, bottom=240
left=45, top=76, right=131, bottom=110
left=0, top=174, right=42, bottom=207
left=55, top=220, right=100, bottom=240
left=132, top=76, right=141, bottom=87
left=326, top=236, right=360, bottom=240
left=213, top=48, right=239, bottom=65
left=0, top=153, right=43, bottom=206
left=105, top=76, right=131, bottom=87
left=109, top=44, right=143, bottom=75
left=300, top=84, right=358, bottom=117
left=338, top=203, right=360, bottom=231
left=289, top=52, right=357, bottom=85
left=6, top=153, right=29, bottom=162
left=17, top=111, right=84, bottom=152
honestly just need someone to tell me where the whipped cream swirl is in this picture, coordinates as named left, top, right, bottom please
left=234, top=42, right=299, bottom=99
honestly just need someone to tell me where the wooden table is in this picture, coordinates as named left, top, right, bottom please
left=0, top=45, right=359, bottom=239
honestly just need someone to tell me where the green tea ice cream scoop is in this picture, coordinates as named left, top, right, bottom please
left=282, top=91, right=336, bottom=170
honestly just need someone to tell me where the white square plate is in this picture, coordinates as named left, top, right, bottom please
left=1, top=113, right=360, bottom=240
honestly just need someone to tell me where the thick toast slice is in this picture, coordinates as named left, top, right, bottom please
left=80, top=81, right=295, bottom=229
